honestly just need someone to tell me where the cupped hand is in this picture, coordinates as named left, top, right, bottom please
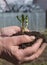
left=22, top=39, right=47, bottom=63
left=0, top=26, right=47, bottom=64
left=0, top=26, right=35, bottom=64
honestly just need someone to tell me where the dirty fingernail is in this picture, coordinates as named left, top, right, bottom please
left=31, top=36, right=35, bottom=39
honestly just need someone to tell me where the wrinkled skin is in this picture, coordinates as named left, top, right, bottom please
left=0, top=26, right=47, bottom=64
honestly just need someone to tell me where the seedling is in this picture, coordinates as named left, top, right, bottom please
left=11, top=14, right=47, bottom=49
left=16, top=14, right=28, bottom=32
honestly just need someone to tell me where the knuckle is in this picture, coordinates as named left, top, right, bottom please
left=17, top=56, right=23, bottom=61
left=23, top=35, right=28, bottom=38
left=23, top=35, right=30, bottom=40
left=23, top=35, right=31, bottom=40
left=34, top=50, right=37, bottom=53
left=35, top=54, right=39, bottom=59
left=32, top=48, right=37, bottom=53
left=15, top=52, right=24, bottom=61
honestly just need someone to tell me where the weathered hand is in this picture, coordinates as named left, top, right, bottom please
left=21, top=39, right=47, bottom=63
left=0, top=26, right=35, bottom=64
left=0, top=26, right=47, bottom=64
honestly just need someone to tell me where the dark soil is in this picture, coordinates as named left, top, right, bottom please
left=11, top=31, right=47, bottom=49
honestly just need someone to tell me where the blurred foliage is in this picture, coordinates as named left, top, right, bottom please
left=0, top=30, right=47, bottom=65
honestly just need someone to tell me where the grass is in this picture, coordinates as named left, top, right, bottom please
left=0, top=30, right=47, bottom=65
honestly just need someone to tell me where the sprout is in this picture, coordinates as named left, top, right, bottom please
left=25, top=15, right=28, bottom=29
left=16, top=14, right=28, bottom=32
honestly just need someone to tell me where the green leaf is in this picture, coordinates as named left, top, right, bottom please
left=25, top=15, right=28, bottom=29
left=16, top=16, right=22, bottom=23
left=25, top=15, right=28, bottom=23
left=22, top=14, right=24, bottom=22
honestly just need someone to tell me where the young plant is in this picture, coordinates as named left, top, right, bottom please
left=11, top=15, right=47, bottom=49
left=16, top=14, right=28, bottom=33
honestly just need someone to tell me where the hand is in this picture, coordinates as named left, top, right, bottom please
left=1, top=26, right=29, bottom=36
left=0, top=26, right=47, bottom=64
left=21, top=39, right=47, bottom=63
left=0, top=26, right=35, bottom=64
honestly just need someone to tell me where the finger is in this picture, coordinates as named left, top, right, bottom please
left=1, top=26, right=30, bottom=36
left=12, top=35, right=35, bottom=45
left=10, top=46, right=24, bottom=61
left=1, top=26, right=21, bottom=36
left=23, top=39, right=43, bottom=56
left=24, top=43, right=47, bottom=61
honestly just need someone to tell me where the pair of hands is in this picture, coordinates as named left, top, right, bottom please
left=0, top=26, right=47, bottom=64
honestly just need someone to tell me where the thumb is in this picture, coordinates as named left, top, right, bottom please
left=1, top=26, right=21, bottom=36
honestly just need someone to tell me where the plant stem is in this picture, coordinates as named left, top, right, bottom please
left=21, top=14, right=25, bottom=33
left=16, top=16, right=21, bottom=23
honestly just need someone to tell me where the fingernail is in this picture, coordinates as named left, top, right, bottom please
left=31, top=36, right=35, bottom=40
left=37, top=38, right=43, bottom=43
left=39, top=38, right=43, bottom=41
